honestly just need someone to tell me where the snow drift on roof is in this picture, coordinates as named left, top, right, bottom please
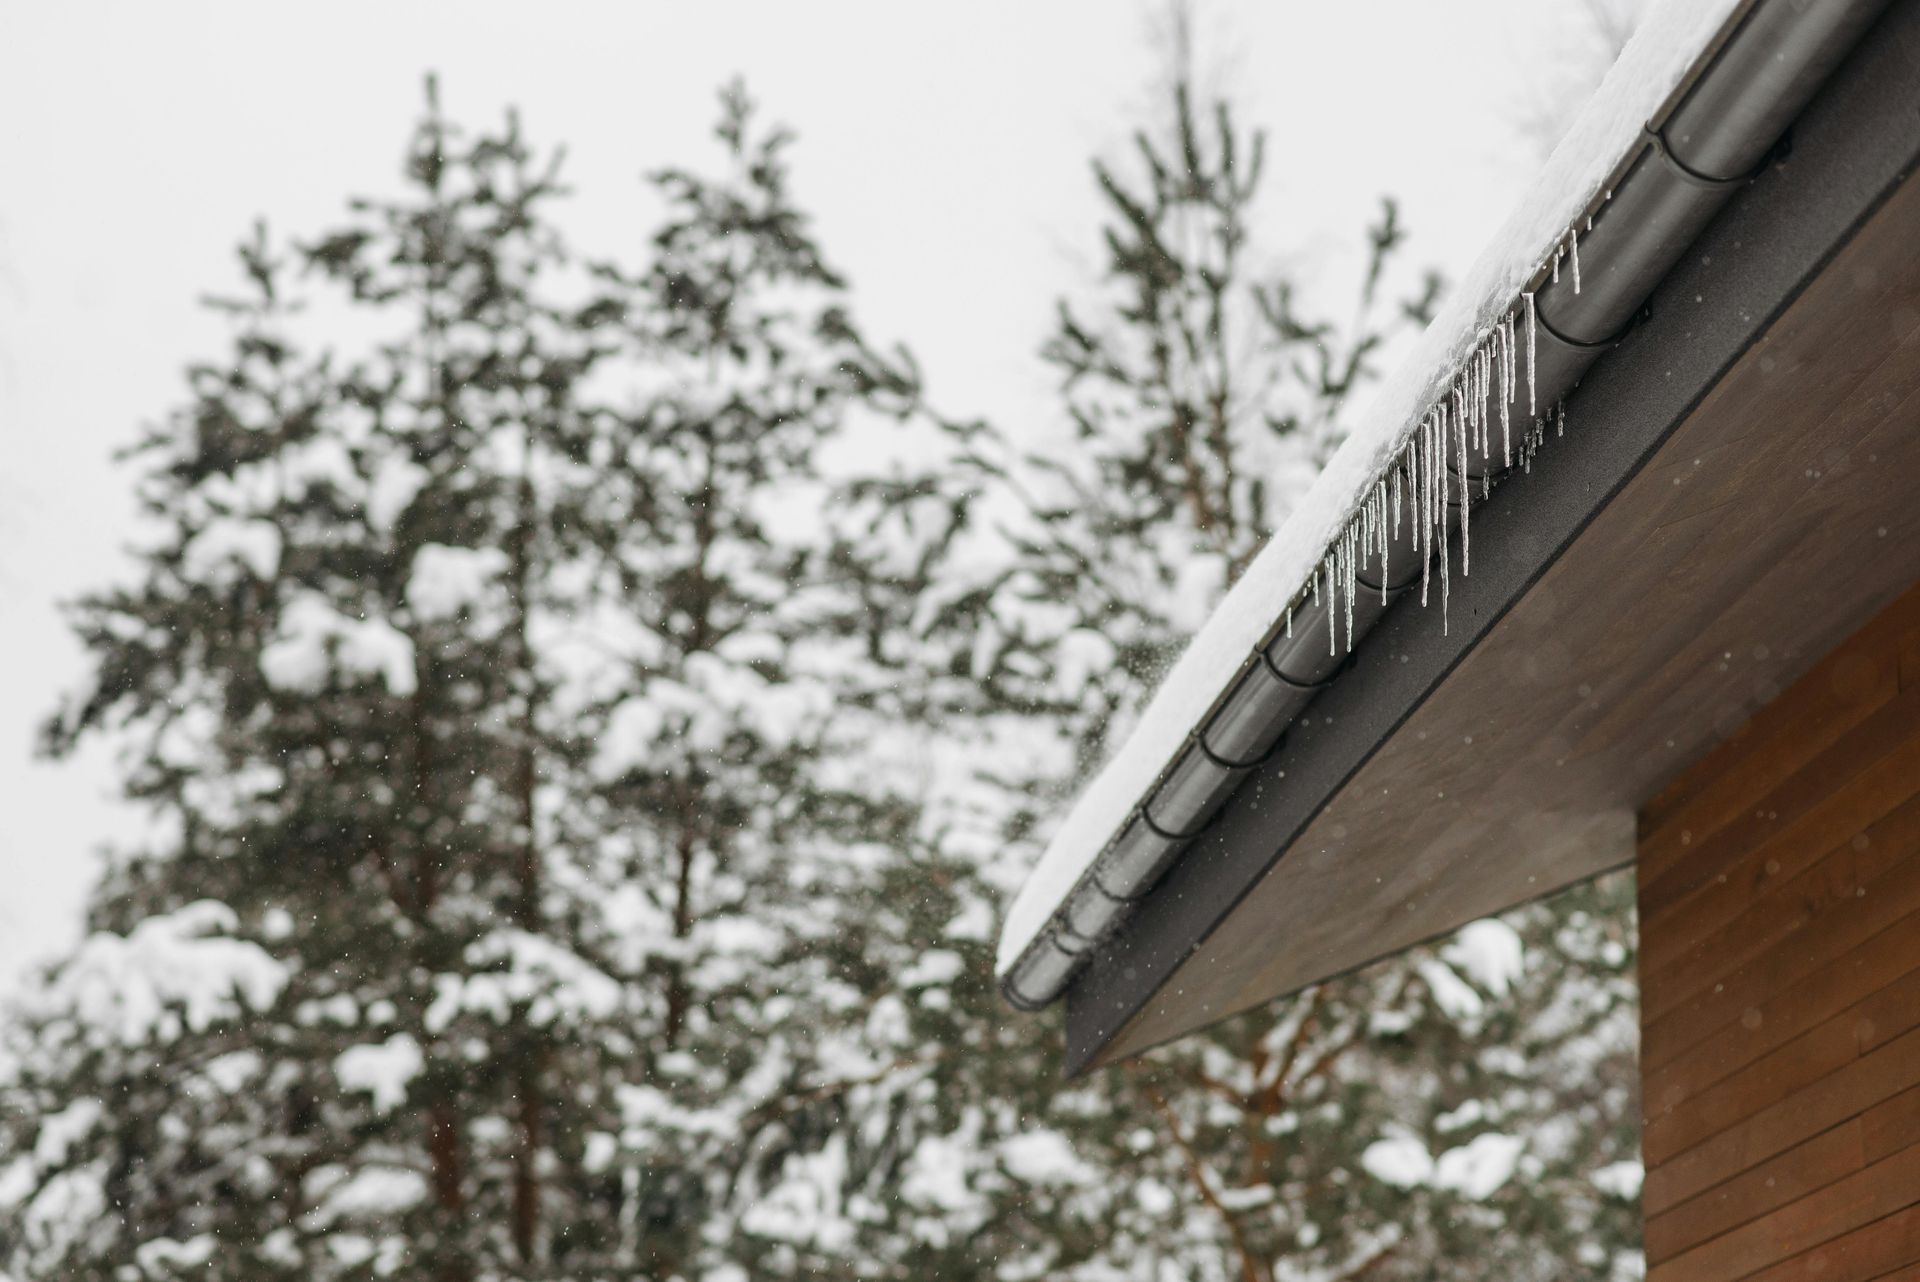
left=998, top=0, right=1746, bottom=975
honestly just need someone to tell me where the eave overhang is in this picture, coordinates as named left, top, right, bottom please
left=998, top=0, right=1920, bottom=1073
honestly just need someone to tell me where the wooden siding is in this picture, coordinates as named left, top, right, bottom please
left=1638, top=581, right=1920, bottom=1282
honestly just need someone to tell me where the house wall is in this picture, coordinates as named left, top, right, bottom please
left=1636, top=581, right=1920, bottom=1281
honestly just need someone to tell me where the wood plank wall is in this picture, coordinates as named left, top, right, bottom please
left=1637, top=581, right=1920, bottom=1282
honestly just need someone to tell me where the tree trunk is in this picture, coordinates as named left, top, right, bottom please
left=509, top=458, right=545, bottom=1266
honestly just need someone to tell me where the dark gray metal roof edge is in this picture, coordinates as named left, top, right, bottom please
left=1001, top=0, right=1897, bottom=1015
left=1059, top=0, right=1920, bottom=1074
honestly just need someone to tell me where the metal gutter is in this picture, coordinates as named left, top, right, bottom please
left=1066, top=0, right=1920, bottom=1071
left=1003, top=0, right=1896, bottom=1012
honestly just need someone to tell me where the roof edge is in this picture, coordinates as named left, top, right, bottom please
left=1063, top=0, right=1920, bottom=1070
left=999, top=0, right=1895, bottom=1007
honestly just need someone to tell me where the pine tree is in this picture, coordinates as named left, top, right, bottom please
left=951, top=72, right=1643, bottom=1282
left=0, top=82, right=634, bottom=1280
left=0, top=81, right=980, bottom=1282
left=567, top=82, right=992, bottom=1281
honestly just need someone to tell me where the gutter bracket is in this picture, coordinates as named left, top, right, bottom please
left=1650, top=124, right=1770, bottom=189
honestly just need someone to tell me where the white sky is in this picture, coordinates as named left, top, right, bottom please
left=0, top=0, right=1626, bottom=989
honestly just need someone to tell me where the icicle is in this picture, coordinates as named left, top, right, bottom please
left=1331, top=540, right=1341, bottom=657
left=1437, top=409, right=1451, bottom=635
left=1462, top=360, right=1474, bottom=459
left=1456, top=384, right=1470, bottom=578
left=1358, top=493, right=1373, bottom=613
left=1285, top=605, right=1293, bottom=638
left=1482, top=341, right=1493, bottom=455
left=1469, top=351, right=1482, bottom=459
left=1305, top=241, right=1599, bottom=662
left=1414, top=427, right=1425, bottom=555
left=1407, top=439, right=1420, bottom=556
left=1475, top=348, right=1485, bottom=458
left=1482, top=337, right=1497, bottom=452
left=1430, top=404, right=1441, bottom=528
left=1486, top=338, right=1495, bottom=437
left=1461, top=361, right=1473, bottom=462
left=1504, top=313, right=1516, bottom=405
left=1377, top=480, right=1390, bottom=603
left=1482, top=343, right=1492, bottom=453
left=1326, top=555, right=1338, bottom=658
left=1466, top=358, right=1482, bottom=462
left=1350, top=521, right=1361, bottom=644
left=1524, top=291, right=1537, bottom=422
left=1485, top=332, right=1496, bottom=463
left=1343, top=525, right=1356, bottom=652
left=1499, top=316, right=1512, bottom=464
left=1482, top=348, right=1493, bottom=459
left=1421, top=414, right=1434, bottom=609
left=1344, top=522, right=1359, bottom=652
left=1413, top=418, right=1428, bottom=610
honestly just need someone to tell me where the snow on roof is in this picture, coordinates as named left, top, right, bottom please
left=997, top=0, right=1746, bottom=976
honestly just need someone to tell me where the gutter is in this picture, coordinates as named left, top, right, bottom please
left=1002, top=0, right=1893, bottom=1012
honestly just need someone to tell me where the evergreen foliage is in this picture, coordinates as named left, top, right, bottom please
left=1, top=67, right=1643, bottom=1282
left=0, top=82, right=974, bottom=1282
left=944, top=76, right=1644, bottom=1282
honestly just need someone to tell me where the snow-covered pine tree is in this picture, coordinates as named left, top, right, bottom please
left=957, top=74, right=1643, bottom=1282
left=0, top=82, right=982, bottom=1282
left=565, top=83, right=1001, bottom=1280
left=1, top=84, right=639, bottom=1280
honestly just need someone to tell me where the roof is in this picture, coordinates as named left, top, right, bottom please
left=998, top=0, right=1918, bottom=1064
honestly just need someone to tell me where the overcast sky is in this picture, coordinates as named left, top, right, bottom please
left=0, top=0, right=1629, bottom=989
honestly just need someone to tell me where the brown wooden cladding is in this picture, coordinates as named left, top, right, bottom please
left=1639, top=582, right=1920, bottom=1282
